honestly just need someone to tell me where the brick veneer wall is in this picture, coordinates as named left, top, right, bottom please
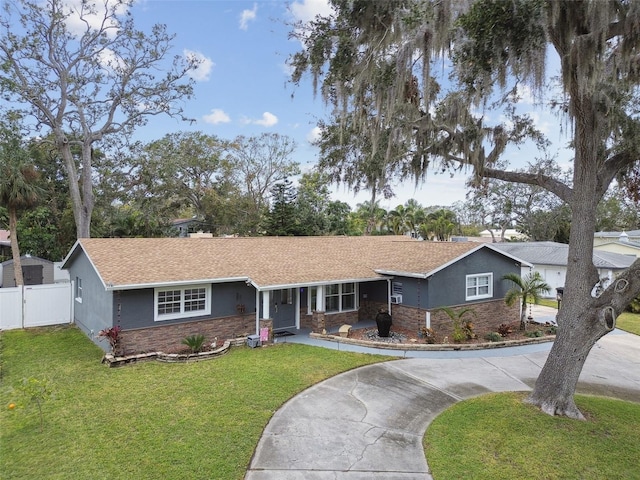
left=120, top=314, right=257, bottom=354
left=304, top=310, right=360, bottom=333
left=358, top=300, right=386, bottom=321
left=391, top=299, right=520, bottom=338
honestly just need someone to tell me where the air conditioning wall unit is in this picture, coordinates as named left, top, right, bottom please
left=390, top=294, right=403, bottom=304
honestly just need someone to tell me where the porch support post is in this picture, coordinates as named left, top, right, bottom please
left=262, top=290, right=270, bottom=319
left=316, top=285, right=324, bottom=311
left=295, top=288, right=300, bottom=329
left=255, top=288, right=260, bottom=335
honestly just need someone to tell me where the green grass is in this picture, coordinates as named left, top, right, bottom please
left=536, top=298, right=558, bottom=308
left=0, top=326, right=388, bottom=479
left=535, top=298, right=640, bottom=336
left=617, top=311, right=640, bottom=336
left=424, top=392, right=640, bottom=480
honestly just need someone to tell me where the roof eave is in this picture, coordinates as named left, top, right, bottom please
left=105, top=276, right=251, bottom=291
left=253, top=276, right=391, bottom=291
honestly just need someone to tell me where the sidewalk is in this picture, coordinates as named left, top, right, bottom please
left=245, top=330, right=640, bottom=479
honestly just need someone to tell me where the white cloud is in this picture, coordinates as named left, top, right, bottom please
left=306, top=126, right=321, bottom=144
left=203, top=109, right=231, bottom=125
left=184, top=50, right=215, bottom=82
left=290, top=0, right=334, bottom=23
left=98, top=48, right=127, bottom=73
left=242, top=112, right=278, bottom=127
left=63, top=0, right=128, bottom=38
left=239, top=3, right=258, bottom=30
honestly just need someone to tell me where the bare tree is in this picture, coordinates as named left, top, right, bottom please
left=227, top=133, right=300, bottom=230
left=0, top=0, right=198, bottom=238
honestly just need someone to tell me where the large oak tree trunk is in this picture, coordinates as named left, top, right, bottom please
left=526, top=94, right=610, bottom=418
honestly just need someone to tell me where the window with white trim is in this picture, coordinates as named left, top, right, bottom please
left=465, top=273, right=493, bottom=301
left=75, top=277, right=83, bottom=303
left=155, top=285, right=211, bottom=321
left=325, top=282, right=357, bottom=313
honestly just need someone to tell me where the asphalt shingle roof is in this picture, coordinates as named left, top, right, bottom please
left=492, top=241, right=636, bottom=269
left=71, top=236, right=489, bottom=289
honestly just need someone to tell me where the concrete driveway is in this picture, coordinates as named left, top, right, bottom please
left=245, top=331, right=640, bottom=479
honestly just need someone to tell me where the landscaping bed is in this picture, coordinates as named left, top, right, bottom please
left=314, top=322, right=556, bottom=351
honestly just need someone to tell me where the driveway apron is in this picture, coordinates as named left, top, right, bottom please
left=245, top=331, right=640, bottom=479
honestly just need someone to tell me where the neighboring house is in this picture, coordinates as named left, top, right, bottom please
left=479, top=229, right=528, bottom=242
left=1, top=255, right=55, bottom=288
left=492, top=241, right=636, bottom=297
left=61, top=236, right=530, bottom=354
left=593, top=231, right=640, bottom=258
left=594, top=229, right=640, bottom=246
left=172, top=218, right=206, bottom=237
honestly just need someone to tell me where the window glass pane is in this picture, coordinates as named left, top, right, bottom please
left=342, top=293, right=355, bottom=310
left=158, top=290, right=181, bottom=315
left=184, top=288, right=206, bottom=312
left=326, top=296, right=339, bottom=312
left=311, top=288, right=317, bottom=311
left=326, top=284, right=339, bottom=295
left=342, top=283, right=354, bottom=294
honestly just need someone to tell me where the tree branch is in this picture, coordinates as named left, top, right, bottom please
left=482, top=167, right=573, bottom=203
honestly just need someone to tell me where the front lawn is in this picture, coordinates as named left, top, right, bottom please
left=425, top=392, right=640, bottom=480
left=617, top=311, right=640, bottom=336
left=0, top=326, right=387, bottom=479
left=535, top=299, right=640, bottom=336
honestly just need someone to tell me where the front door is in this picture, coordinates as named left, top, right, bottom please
left=272, top=288, right=297, bottom=330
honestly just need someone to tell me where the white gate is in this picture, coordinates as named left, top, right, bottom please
left=0, top=283, right=73, bottom=330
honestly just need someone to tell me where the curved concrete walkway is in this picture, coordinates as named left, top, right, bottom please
left=245, top=331, right=640, bottom=479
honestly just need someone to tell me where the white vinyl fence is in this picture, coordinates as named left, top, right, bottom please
left=0, top=283, right=73, bottom=330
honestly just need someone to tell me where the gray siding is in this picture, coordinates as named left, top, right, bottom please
left=66, top=250, right=113, bottom=349
left=116, top=281, right=258, bottom=330
left=388, top=247, right=521, bottom=310
left=426, top=248, right=520, bottom=309
left=392, top=277, right=428, bottom=309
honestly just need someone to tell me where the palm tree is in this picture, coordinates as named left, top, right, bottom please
left=503, top=272, right=551, bottom=331
left=437, top=306, right=477, bottom=343
left=0, top=128, right=41, bottom=286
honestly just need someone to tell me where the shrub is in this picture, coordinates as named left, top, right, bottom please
left=182, top=334, right=206, bottom=353
left=547, top=325, right=557, bottom=335
left=627, top=295, right=640, bottom=313
left=13, top=377, right=52, bottom=432
left=497, top=323, right=512, bottom=337
left=485, top=332, right=502, bottom=342
left=525, top=330, right=544, bottom=338
left=97, top=326, right=122, bottom=354
left=420, top=327, right=437, bottom=344
left=462, top=321, right=476, bottom=340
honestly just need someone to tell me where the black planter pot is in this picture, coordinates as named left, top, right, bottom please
left=375, top=310, right=392, bottom=337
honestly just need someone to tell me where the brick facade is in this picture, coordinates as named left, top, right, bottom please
left=391, top=300, right=520, bottom=339
left=120, top=314, right=257, bottom=354
left=302, top=310, right=360, bottom=333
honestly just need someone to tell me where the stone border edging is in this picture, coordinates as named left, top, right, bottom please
left=309, top=332, right=554, bottom=351
left=102, top=338, right=248, bottom=367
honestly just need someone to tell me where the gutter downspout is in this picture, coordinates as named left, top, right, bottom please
left=255, top=288, right=260, bottom=335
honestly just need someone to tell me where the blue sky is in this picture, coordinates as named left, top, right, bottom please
left=14, top=0, right=572, bottom=211
left=127, top=0, right=497, bottom=210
